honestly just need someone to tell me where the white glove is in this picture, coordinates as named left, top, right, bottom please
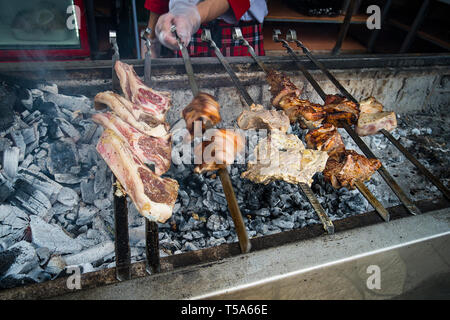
left=155, top=1, right=201, bottom=50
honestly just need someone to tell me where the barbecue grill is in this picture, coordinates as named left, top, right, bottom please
left=0, top=41, right=449, bottom=299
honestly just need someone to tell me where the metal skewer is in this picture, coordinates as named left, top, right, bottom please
left=141, top=40, right=161, bottom=275
left=286, top=29, right=450, bottom=201
left=171, top=26, right=251, bottom=253
left=110, top=30, right=132, bottom=280
left=204, top=29, right=335, bottom=233
left=273, top=29, right=419, bottom=218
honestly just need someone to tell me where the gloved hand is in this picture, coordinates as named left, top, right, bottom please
left=155, top=1, right=201, bottom=50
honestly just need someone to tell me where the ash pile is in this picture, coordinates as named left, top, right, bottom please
left=0, top=80, right=448, bottom=290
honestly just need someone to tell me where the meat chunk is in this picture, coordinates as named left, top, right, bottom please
left=241, top=132, right=328, bottom=186
left=94, top=91, right=168, bottom=138
left=356, top=111, right=397, bottom=136
left=115, top=61, right=171, bottom=122
left=324, top=112, right=357, bottom=127
left=323, top=150, right=381, bottom=189
left=182, top=92, right=221, bottom=136
left=278, top=94, right=326, bottom=123
left=359, top=96, right=384, bottom=114
left=266, top=70, right=301, bottom=107
left=96, top=129, right=178, bottom=223
left=237, top=104, right=290, bottom=132
left=305, top=123, right=345, bottom=158
left=194, top=129, right=245, bottom=174
left=323, top=94, right=359, bottom=126
left=92, top=112, right=172, bottom=175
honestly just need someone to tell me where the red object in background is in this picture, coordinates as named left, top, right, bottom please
left=0, top=0, right=90, bottom=62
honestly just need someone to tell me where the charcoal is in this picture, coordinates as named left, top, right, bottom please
left=23, top=111, right=42, bottom=125
left=0, top=137, right=12, bottom=152
left=47, top=139, right=79, bottom=175
left=179, top=190, right=190, bottom=207
left=18, top=167, right=62, bottom=201
left=2, top=147, right=20, bottom=180
left=0, top=85, right=16, bottom=132
left=30, top=89, right=44, bottom=100
left=0, top=205, right=29, bottom=245
left=21, top=126, right=36, bottom=145
left=0, top=241, right=39, bottom=281
left=53, top=173, right=82, bottom=185
left=10, top=179, right=51, bottom=217
left=206, top=214, right=229, bottom=232
left=93, top=198, right=111, bottom=210
left=30, top=215, right=82, bottom=254
left=45, top=255, right=66, bottom=275
left=24, top=125, right=39, bottom=155
left=212, top=230, right=230, bottom=238
left=0, top=173, right=14, bottom=202
left=254, top=208, right=270, bottom=217
left=37, top=83, right=58, bottom=95
left=35, top=247, right=50, bottom=266
left=57, top=187, right=79, bottom=207
left=10, top=131, right=25, bottom=161
left=44, top=92, right=91, bottom=113
left=182, top=233, right=193, bottom=241
left=94, top=164, right=107, bottom=194
left=79, top=121, right=98, bottom=144
left=76, top=206, right=99, bottom=226
left=46, top=120, right=65, bottom=140
left=35, top=101, right=63, bottom=117
left=54, top=118, right=81, bottom=142
left=183, top=242, right=198, bottom=252
left=80, top=179, right=96, bottom=204
left=208, top=237, right=226, bottom=247
left=38, top=125, right=47, bottom=138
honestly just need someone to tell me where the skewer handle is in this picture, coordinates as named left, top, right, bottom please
left=354, top=180, right=390, bottom=222
left=218, top=168, right=251, bottom=253
left=299, top=183, right=334, bottom=234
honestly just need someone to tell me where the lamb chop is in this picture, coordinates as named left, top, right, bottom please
left=323, top=149, right=381, bottom=189
left=182, top=92, right=221, bottom=136
left=92, top=112, right=171, bottom=175
left=305, top=123, right=345, bottom=158
left=96, top=129, right=179, bottom=223
left=266, top=70, right=301, bottom=107
left=94, top=91, right=168, bottom=138
left=237, top=103, right=290, bottom=132
left=241, top=131, right=328, bottom=187
left=115, top=61, right=171, bottom=123
left=194, top=129, right=245, bottom=174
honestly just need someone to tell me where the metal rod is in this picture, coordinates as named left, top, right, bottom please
left=332, top=0, right=359, bottom=55
left=171, top=26, right=199, bottom=96
left=145, top=219, right=161, bottom=273
left=400, top=0, right=430, bottom=53
left=367, top=0, right=393, bottom=53
left=143, top=35, right=152, bottom=87
left=172, top=26, right=250, bottom=253
left=232, top=28, right=269, bottom=73
left=110, top=30, right=120, bottom=93
left=131, top=0, right=141, bottom=60
left=218, top=168, right=251, bottom=253
left=289, top=34, right=449, bottom=202
left=113, top=179, right=131, bottom=281
left=201, top=29, right=253, bottom=107
left=354, top=180, right=390, bottom=222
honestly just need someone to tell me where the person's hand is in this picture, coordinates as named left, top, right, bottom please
left=149, top=37, right=162, bottom=58
left=155, top=1, right=201, bottom=50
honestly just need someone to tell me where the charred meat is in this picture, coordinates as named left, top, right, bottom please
left=266, top=70, right=302, bottom=107
left=182, top=92, right=221, bottom=136
left=237, top=104, right=290, bottom=132
left=305, top=123, right=345, bottom=158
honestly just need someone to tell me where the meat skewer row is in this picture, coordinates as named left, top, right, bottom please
left=182, top=92, right=221, bottom=137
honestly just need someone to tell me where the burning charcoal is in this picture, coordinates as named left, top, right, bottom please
left=10, top=179, right=51, bottom=217
left=0, top=137, right=12, bottom=153
left=54, top=118, right=81, bottom=142
left=206, top=214, right=229, bottom=232
left=45, top=255, right=66, bottom=275
left=2, top=147, right=20, bottom=180
left=10, top=131, right=25, bottom=161
left=57, top=187, right=79, bottom=208
left=29, top=216, right=82, bottom=255
left=37, top=83, right=58, bottom=95
left=254, top=208, right=270, bottom=217
left=76, top=206, right=99, bottom=226
left=79, top=121, right=98, bottom=144
left=24, top=125, right=39, bottom=155
left=47, top=139, right=79, bottom=176
left=63, top=241, right=114, bottom=266
left=44, top=92, right=91, bottom=113
left=208, top=237, right=226, bottom=247
left=212, top=230, right=230, bottom=238
left=183, top=242, right=198, bottom=252
left=0, top=241, right=39, bottom=282
left=93, top=198, right=111, bottom=210
left=0, top=205, right=30, bottom=247
left=17, top=167, right=63, bottom=202
left=93, top=164, right=107, bottom=194
left=80, top=179, right=96, bottom=204
left=23, top=111, right=42, bottom=125
left=21, top=126, right=36, bottom=145
left=272, top=218, right=295, bottom=230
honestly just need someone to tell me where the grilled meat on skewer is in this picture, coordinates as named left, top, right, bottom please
left=305, top=123, right=345, bottom=158
left=97, top=129, right=179, bottom=223
left=266, top=70, right=301, bottom=107
left=356, top=97, right=398, bottom=136
left=194, top=129, right=245, bottom=174
left=323, top=150, right=381, bottom=189
left=115, top=61, right=171, bottom=123
left=92, top=112, right=171, bottom=175
left=359, top=96, right=384, bottom=114
left=237, top=104, right=290, bottom=132
left=182, top=92, right=221, bottom=136
left=94, top=91, right=169, bottom=138
left=278, top=94, right=326, bottom=123
left=241, top=131, right=328, bottom=187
